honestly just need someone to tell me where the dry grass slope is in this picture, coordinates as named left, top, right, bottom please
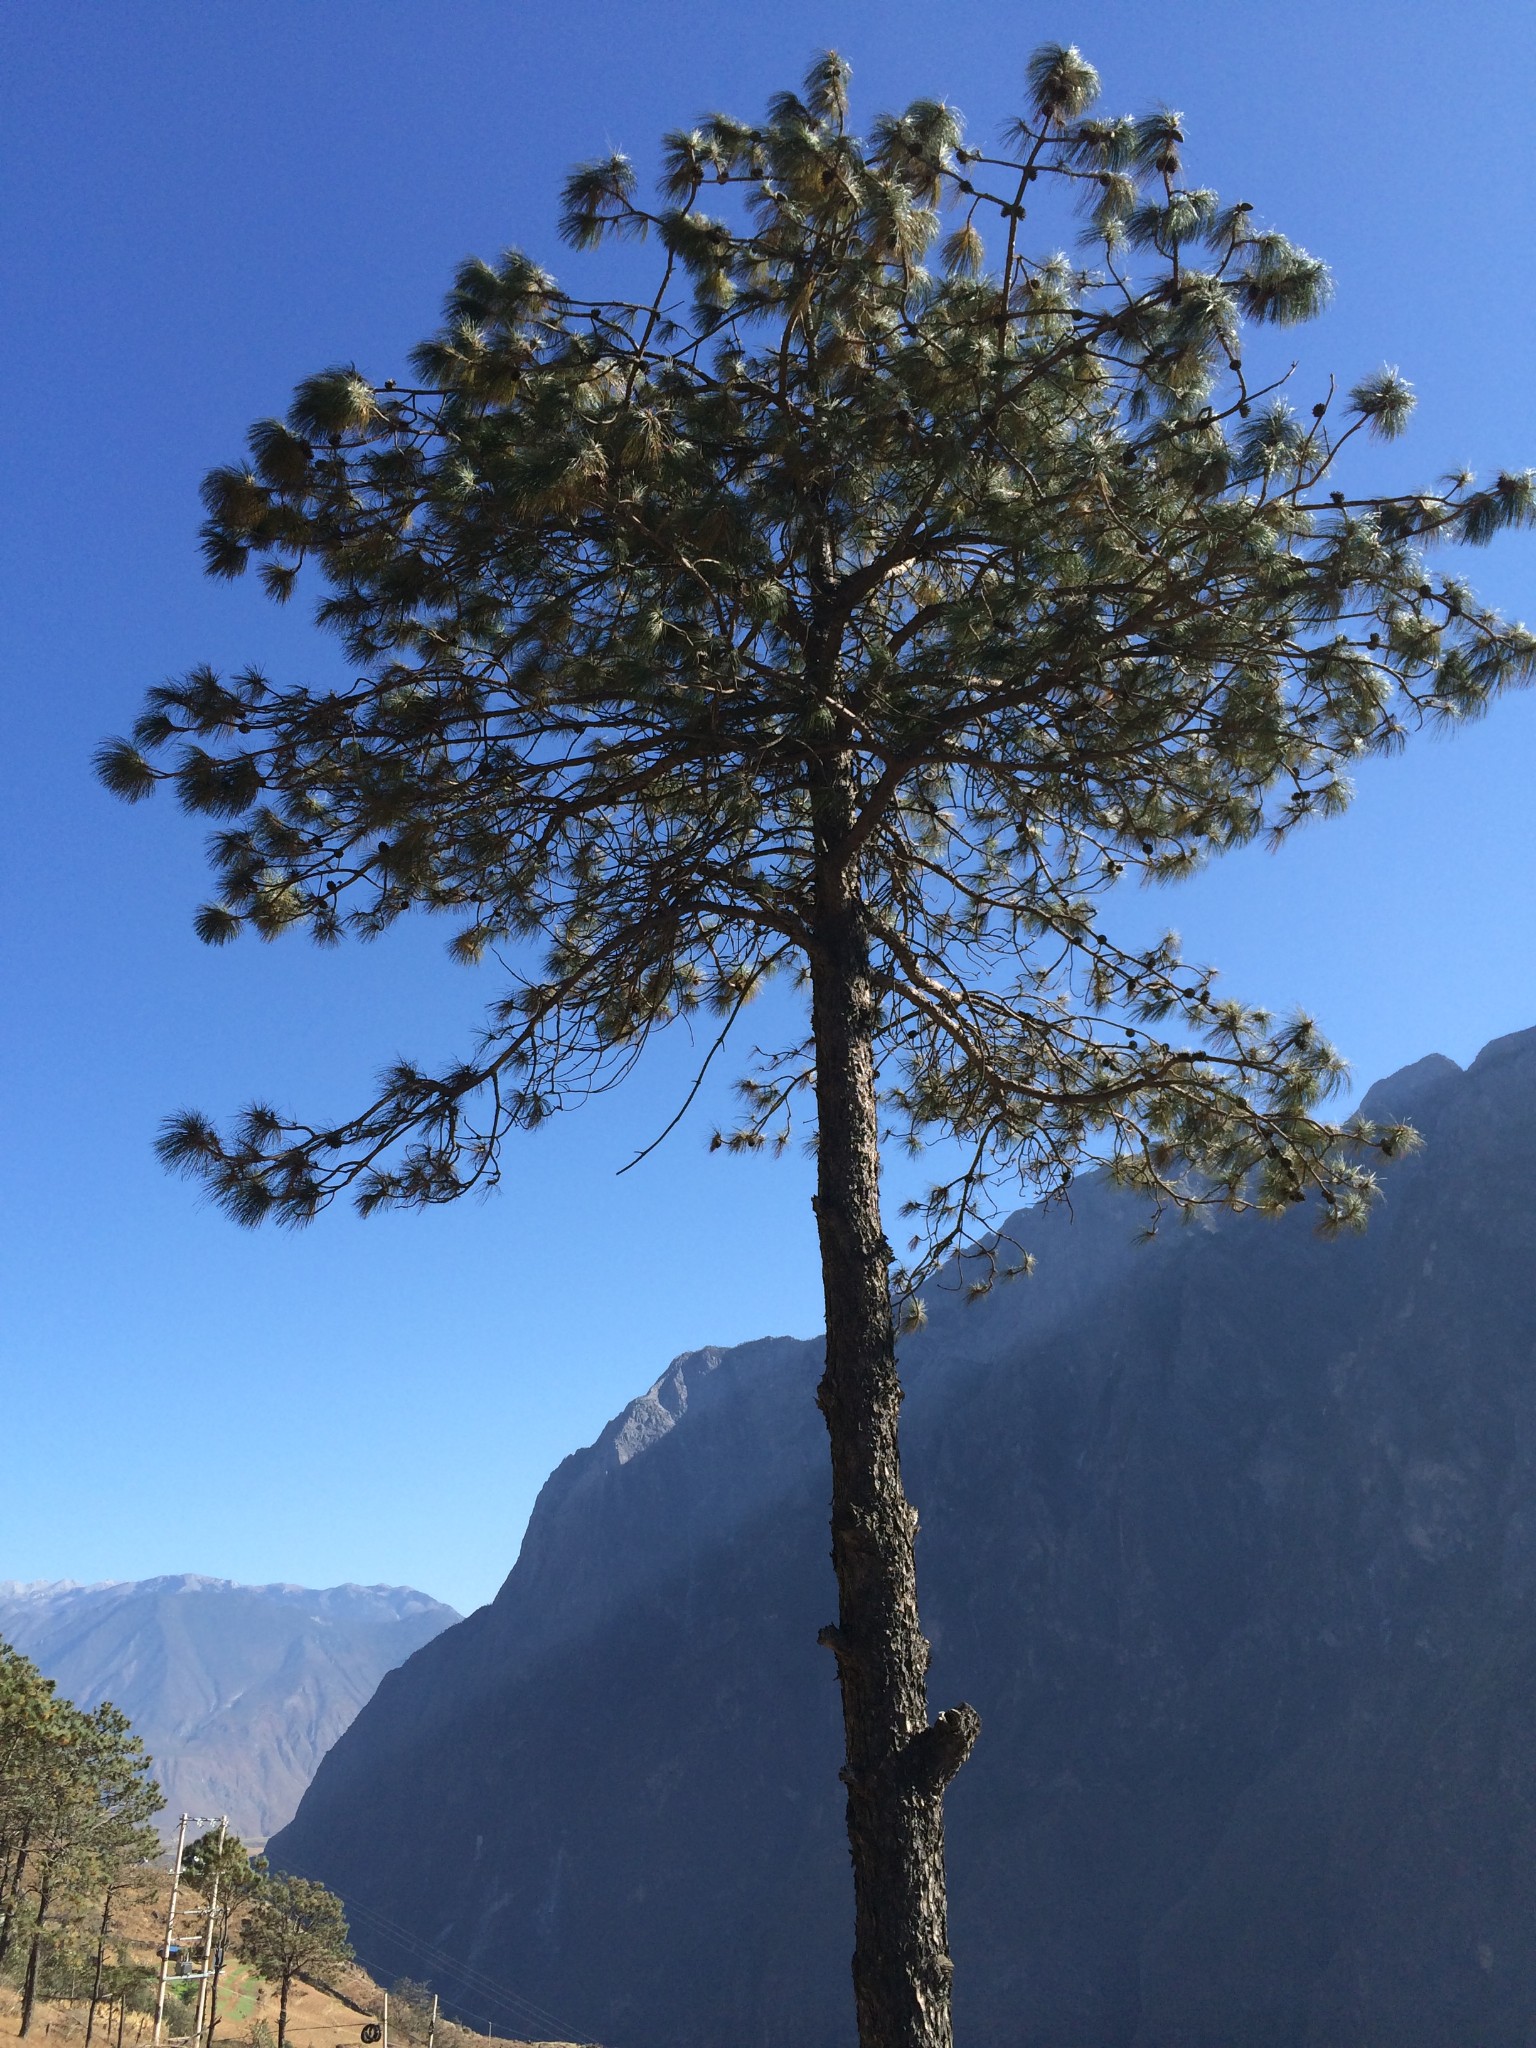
left=0, top=1873, right=579, bottom=2048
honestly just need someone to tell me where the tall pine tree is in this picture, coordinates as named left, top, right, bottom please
left=0, top=1647, right=160, bottom=2038
left=100, top=45, right=1536, bottom=2048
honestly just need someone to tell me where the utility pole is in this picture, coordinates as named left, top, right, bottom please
left=191, top=1819, right=227, bottom=2048
left=153, top=1817, right=190, bottom=2048
left=153, top=1815, right=227, bottom=2047
left=426, top=1995, right=437, bottom=2048
left=382, top=1989, right=389, bottom=2048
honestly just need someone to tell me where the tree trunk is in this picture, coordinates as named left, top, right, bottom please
left=278, top=1969, right=291, bottom=2048
left=19, top=1879, right=51, bottom=2038
left=86, top=1892, right=113, bottom=2048
left=808, top=752, right=980, bottom=2048
left=0, top=1828, right=30, bottom=1968
left=205, top=1922, right=225, bottom=2048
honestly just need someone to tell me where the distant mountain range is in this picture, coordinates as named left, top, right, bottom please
left=271, top=1026, right=1536, bottom=2047
left=0, top=1576, right=457, bottom=1844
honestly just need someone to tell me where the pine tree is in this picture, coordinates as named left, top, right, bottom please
left=82, top=1854, right=157, bottom=2048
left=13, top=1702, right=161, bottom=2037
left=0, top=1649, right=161, bottom=2040
left=236, top=1874, right=351, bottom=2048
left=99, top=44, right=1536, bottom=2048
left=181, top=1829, right=264, bottom=2048
left=0, top=1642, right=58, bottom=1973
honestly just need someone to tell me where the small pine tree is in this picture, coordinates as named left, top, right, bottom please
left=181, top=1830, right=265, bottom=2048
left=236, top=1875, right=351, bottom=2048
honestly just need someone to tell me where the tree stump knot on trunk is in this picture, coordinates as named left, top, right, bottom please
left=836, top=1702, right=981, bottom=1799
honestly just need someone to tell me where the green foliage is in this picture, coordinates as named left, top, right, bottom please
left=103, top=45, right=1536, bottom=1286
left=34, top=1927, right=95, bottom=2002
left=382, top=1979, right=437, bottom=2044
left=100, top=1956, right=161, bottom=2015
left=183, top=1828, right=263, bottom=1903
left=0, top=1638, right=162, bottom=2036
left=183, top=1823, right=267, bottom=2018
left=237, top=1872, right=351, bottom=1995
left=236, top=1870, right=351, bottom=2048
left=0, top=1640, right=163, bottom=1908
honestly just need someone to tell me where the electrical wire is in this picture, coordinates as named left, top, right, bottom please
left=335, top=1895, right=595, bottom=2048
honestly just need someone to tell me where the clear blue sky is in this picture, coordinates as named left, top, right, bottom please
left=4, top=2, right=1535, bottom=1616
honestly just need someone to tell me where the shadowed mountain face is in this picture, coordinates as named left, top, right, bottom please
left=0, top=1577, right=458, bottom=1844
left=272, top=1028, right=1536, bottom=2047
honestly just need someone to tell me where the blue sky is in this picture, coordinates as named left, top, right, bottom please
left=4, top=2, right=1535, bottom=1615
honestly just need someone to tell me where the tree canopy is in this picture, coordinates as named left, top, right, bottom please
left=0, top=1640, right=162, bottom=2036
left=100, top=47, right=1536, bottom=1284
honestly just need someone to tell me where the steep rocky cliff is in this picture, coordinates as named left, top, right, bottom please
left=0, top=1577, right=457, bottom=1843
left=271, top=1028, right=1536, bottom=2047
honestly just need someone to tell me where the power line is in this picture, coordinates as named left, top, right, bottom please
left=341, top=1902, right=555, bottom=2031
left=337, top=1895, right=594, bottom=2047
left=345, top=1904, right=579, bottom=2045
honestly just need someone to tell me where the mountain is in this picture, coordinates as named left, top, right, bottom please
left=0, top=1576, right=458, bottom=1844
left=271, top=1026, right=1536, bottom=2047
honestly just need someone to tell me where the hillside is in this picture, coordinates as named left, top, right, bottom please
left=272, top=1025, right=1536, bottom=2047
left=0, top=1864, right=581, bottom=2048
left=0, top=1577, right=457, bottom=1844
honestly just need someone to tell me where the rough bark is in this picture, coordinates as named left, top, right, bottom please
left=206, top=1926, right=226, bottom=2048
left=19, top=1879, right=50, bottom=2038
left=808, top=749, right=980, bottom=2048
left=0, top=1828, right=30, bottom=1968
left=278, top=1969, right=291, bottom=2048
left=85, top=1892, right=112, bottom=2048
